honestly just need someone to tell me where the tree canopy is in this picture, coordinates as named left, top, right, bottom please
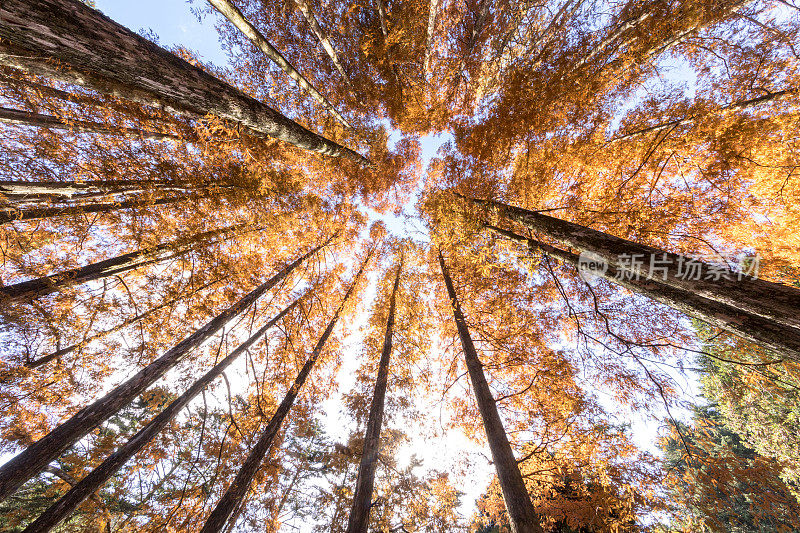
left=1, top=0, right=800, bottom=531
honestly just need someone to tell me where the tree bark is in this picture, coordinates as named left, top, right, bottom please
left=423, top=0, right=439, bottom=75
left=465, top=195, right=800, bottom=331
left=486, top=224, right=800, bottom=363
left=208, top=0, right=351, bottom=128
left=200, top=247, right=373, bottom=533
left=1, top=224, right=250, bottom=301
left=0, top=189, right=218, bottom=225
left=375, top=0, right=390, bottom=42
left=0, top=106, right=184, bottom=142
left=0, top=0, right=368, bottom=165
left=292, top=0, right=356, bottom=93
left=24, top=277, right=229, bottom=369
left=437, top=249, right=544, bottom=533
left=345, top=257, right=402, bottom=533
left=22, top=299, right=302, bottom=533
left=41, top=466, right=112, bottom=532
left=0, top=239, right=330, bottom=503
left=0, top=180, right=196, bottom=203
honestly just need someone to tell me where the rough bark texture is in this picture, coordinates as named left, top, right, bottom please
left=0, top=190, right=215, bottom=225
left=0, top=240, right=328, bottom=503
left=0, top=106, right=183, bottom=141
left=23, top=300, right=301, bottom=533
left=467, top=196, right=800, bottom=331
left=486, top=224, right=800, bottom=363
left=437, top=250, right=544, bottom=533
left=292, top=0, right=356, bottom=92
left=423, top=0, right=439, bottom=74
left=375, top=0, right=390, bottom=41
left=0, top=0, right=368, bottom=165
left=208, top=0, right=351, bottom=128
left=201, top=248, right=373, bottom=533
left=345, top=258, right=402, bottom=533
left=1, top=224, right=248, bottom=301
left=0, top=180, right=195, bottom=204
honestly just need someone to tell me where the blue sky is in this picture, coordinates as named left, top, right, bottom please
left=95, top=0, right=229, bottom=66
left=96, top=0, right=452, bottom=239
left=75, top=2, right=687, bottom=522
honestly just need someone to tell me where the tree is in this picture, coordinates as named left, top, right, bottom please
left=1, top=224, right=252, bottom=301
left=207, top=0, right=352, bottom=128
left=483, top=223, right=800, bottom=361
left=696, top=326, right=800, bottom=502
left=438, top=248, right=545, bottom=533
left=0, top=0, right=367, bottom=164
left=200, top=243, right=374, bottom=532
left=0, top=239, right=328, bottom=502
left=2, top=0, right=800, bottom=530
left=661, top=404, right=800, bottom=532
left=345, top=251, right=402, bottom=532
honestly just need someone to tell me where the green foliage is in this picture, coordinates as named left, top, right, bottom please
left=696, top=327, right=800, bottom=501
left=661, top=404, right=800, bottom=532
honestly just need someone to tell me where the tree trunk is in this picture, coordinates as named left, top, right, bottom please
left=22, top=299, right=302, bottom=533
left=345, top=258, right=402, bottom=533
left=465, top=196, right=800, bottom=331
left=0, top=0, right=368, bottom=165
left=1, top=224, right=250, bottom=301
left=0, top=239, right=330, bottom=502
left=423, top=0, right=439, bottom=75
left=0, top=189, right=218, bottom=225
left=437, top=250, right=544, bottom=533
left=375, top=0, right=390, bottom=42
left=0, top=106, right=184, bottom=142
left=200, top=247, right=373, bottom=533
left=0, top=180, right=197, bottom=203
left=24, top=277, right=229, bottom=369
left=486, top=224, right=800, bottom=363
left=292, top=0, right=356, bottom=93
left=208, top=0, right=351, bottom=128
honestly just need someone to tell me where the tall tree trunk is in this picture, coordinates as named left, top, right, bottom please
left=437, top=250, right=544, bottom=533
left=486, top=224, right=800, bottom=363
left=345, top=257, right=403, bottom=533
left=201, top=247, right=373, bottom=533
left=24, top=277, right=229, bottom=369
left=0, top=180, right=197, bottom=203
left=464, top=195, right=800, bottom=331
left=292, top=0, right=356, bottom=93
left=0, top=0, right=368, bottom=165
left=423, top=0, right=439, bottom=75
left=207, top=0, right=351, bottom=128
left=1, top=224, right=251, bottom=301
left=0, top=188, right=219, bottom=225
left=0, top=106, right=184, bottom=142
left=0, top=239, right=330, bottom=502
left=375, top=0, right=390, bottom=42
left=41, top=466, right=112, bottom=532
left=22, top=299, right=302, bottom=533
